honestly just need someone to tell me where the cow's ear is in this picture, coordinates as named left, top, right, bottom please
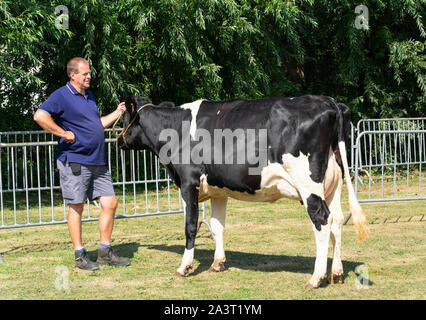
left=125, top=96, right=136, bottom=115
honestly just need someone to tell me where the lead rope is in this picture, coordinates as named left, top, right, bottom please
left=112, top=111, right=124, bottom=137
left=113, top=103, right=154, bottom=147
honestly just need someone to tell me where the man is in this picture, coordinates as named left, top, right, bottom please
left=34, top=57, right=130, bottom=271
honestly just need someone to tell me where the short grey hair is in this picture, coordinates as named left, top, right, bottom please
left=67, top=57, right=89, bottom=78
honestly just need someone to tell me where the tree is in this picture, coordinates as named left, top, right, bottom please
left=303, top=0, right=425, bottom=120
left=0, top=0, right=70, bottom=130
left=0, top=0, right=424, bottom=131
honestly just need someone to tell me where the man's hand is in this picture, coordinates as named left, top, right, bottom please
left=34, top=110, right=75, bottom=143
left=100, top=102, right=127, bottom=129
left=63, top=131, right=75, bottom=143
left=116, top=102, right=126, bottom=115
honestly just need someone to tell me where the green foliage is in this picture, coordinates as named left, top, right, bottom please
left=0, top=0, right=425, bottom=131
left=303, top=0, right=425, bottom=120
left=0, top=0, right=71, bottom=130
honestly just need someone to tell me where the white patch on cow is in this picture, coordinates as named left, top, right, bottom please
left=179, top=100, right=204, bottom=139
left=281, top=151, right=324, bottom=202
left=327, top=168, right=344, bottom=279
left=182, top=198, right=187, bottom=228
left=307, top=216, right=331, bottom=287
left=198, top=164, right=300, bottom=202
left=198, top=150, right=340, bottom=205
left=323, top=148, right=340, bottom=199
left=259, top=161, right=300, bottom=200
left=199, top=171, right=293, bottom=203
left=210, top=197, right=227, bottom=264
left=177, top=248, right=194, bottom=276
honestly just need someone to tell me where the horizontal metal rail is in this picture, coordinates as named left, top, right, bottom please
left=0, top=135, right=209, bottom=235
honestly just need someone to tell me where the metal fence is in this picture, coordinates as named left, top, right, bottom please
left=342, top=118, right=426, bottom=224
left=0, top=129, right=209, bottom=238
left=1, top=118, right=425, bottom=261
left=352, top=118, right=425, bottom=203
left=349, top=118, right=425, bottom=170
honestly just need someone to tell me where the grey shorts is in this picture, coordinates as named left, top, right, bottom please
left=57, top=160, right=115, bottom=204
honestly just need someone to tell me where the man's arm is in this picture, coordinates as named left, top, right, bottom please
left=33, top=110, right=75, bottom=143
left=100, top=102, right=126, bottom=129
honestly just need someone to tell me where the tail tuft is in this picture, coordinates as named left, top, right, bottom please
left=354, top=218, right=370, bottom=242
left=349, top=198, right=369, bottom=242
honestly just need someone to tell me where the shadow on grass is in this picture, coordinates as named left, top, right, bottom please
left=86, top=242, right=140, bottom=261
left=0, top=241, right=373, bottom=288
left=144, top=244, right=369, bottom=287
left=0, top=241, right=140, bottom=263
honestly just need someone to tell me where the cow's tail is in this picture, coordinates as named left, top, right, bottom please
left=333, top=100, right=369, bottom=242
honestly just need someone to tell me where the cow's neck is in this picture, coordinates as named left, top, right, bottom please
left=139, top=106, right=189, bottom=159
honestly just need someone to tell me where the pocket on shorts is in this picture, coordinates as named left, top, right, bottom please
left=69, top=162, right=81, bottom=175
left=57, top=160, right=84, bottom=201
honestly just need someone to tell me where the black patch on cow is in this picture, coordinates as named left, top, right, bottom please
left=306, top=193, right=330, bottom=231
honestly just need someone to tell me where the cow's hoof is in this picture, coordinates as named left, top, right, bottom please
left=174, top=265, right=193, bottom=277
left=328, top=274, right=344, bottom=284
left=174, top=271, right=185, bottom=278
left=304, top=275, right=326, bottom=289
left=303, top=282, right=318, bottom=290
left=208, top=260, right=226, bottom=272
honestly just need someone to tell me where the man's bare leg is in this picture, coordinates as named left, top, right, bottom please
left=68, top=202, right=99, bottom=270
left=96, top=195, right=130, bottom=266
left=98, top=195, right=118, bottom=245
left=67, top=203, right=85, bottom=249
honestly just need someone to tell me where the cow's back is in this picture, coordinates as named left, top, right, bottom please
left=195, top=95, right=341, bottom=200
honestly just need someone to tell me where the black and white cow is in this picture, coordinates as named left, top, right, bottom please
left=117, top=95, right=369, bottom=289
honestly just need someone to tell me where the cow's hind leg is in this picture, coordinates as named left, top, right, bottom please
left=304, top=214, right=331, bottom=289
left=209, top=197, right=228, bottom=272
left=326, top=172, right=344, bottom=284
left=282, top=152, right=331, bottom=289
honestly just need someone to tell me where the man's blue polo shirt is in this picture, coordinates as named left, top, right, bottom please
left=38, top=82, right=106, bottom=165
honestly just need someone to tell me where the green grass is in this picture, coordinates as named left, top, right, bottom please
left=0, top=172, right=426, bottom=299
left=0, top=183, right=425, bottom=299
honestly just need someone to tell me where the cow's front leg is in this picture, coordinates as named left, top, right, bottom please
left=175, top=185, right=199, bottom=277
left=209, top=197, right=228, bottom=272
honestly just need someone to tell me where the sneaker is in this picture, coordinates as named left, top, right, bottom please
left=75, top=249, right=99, bottom=271
left=97, top=246, right=131, bottom=267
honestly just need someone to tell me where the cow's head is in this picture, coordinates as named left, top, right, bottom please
left=117, top=95, right=153, bottom=150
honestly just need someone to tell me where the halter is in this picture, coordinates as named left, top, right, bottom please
left=113, top=103, right=154, bottom=148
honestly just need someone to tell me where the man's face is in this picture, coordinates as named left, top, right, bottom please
left=70, top=62, right=91, bottom=90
